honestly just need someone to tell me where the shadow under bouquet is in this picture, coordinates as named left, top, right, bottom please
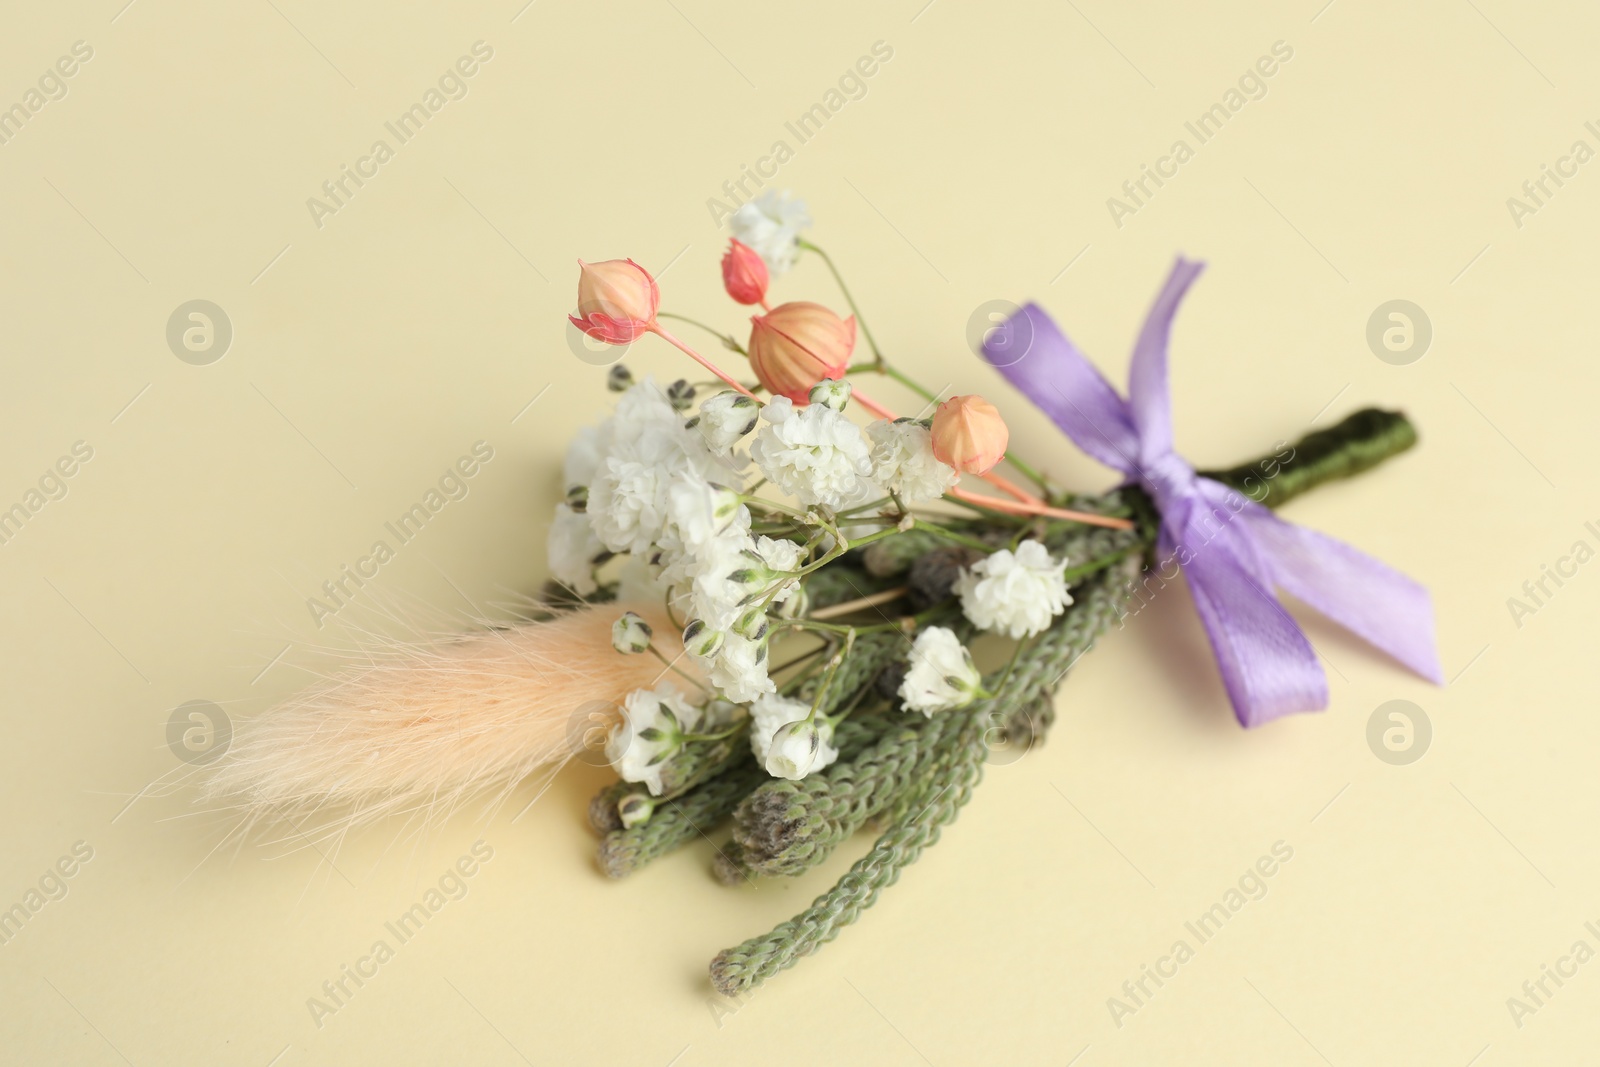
left=206, top=193, right=1442, bottom=996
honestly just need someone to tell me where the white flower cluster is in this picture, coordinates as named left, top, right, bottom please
left=606, top=684, right=744, bottom=796
left=552, top=375, right=975, bottom=784
left=749, top=693, right=838, bottom=780
left=955, top=540, right=1072, bottom=639
left=899, top=626, right=982, bottom=715
left=729, top=191, right=811, bottom=274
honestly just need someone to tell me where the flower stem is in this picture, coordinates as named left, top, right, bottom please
left=657, top=311, right=747, bottom=356
left=800, top=240, right=882, bottom=363
left=650, top=324, right=759, bottom=399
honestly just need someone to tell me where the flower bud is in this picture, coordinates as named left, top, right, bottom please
left=747, top=302, right=856, bottom=402
left=763, top=717, right=837, bottom=780
left=930, top=395, right=1009, bottom=474
left=606, top=364, right=634, bottom=392
left=570, top=258, right=659, bottom=345
left=732, top=606, right=769, bottom=641
left=611, top=611, right=653, bottom=654
left=807, top=377, right=852, bottom=412
left=721, top=238, right=769, bottom=305
left=666, top=378, right=696, bottom=412
left=682, top=619, right=724, bottom=658
left=694, top=391, right=759, bottom=455
left=616, top=792, right=655, bottom=828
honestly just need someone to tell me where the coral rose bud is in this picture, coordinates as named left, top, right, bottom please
left=931, top=395, right=1009, bottom=474
left=721, top=239, right=769, bottom=305
left=570, top=258, right=659, bottom=345
left=747, top=301, right=856, bottom=402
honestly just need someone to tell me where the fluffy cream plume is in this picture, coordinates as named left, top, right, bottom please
left=202, top=601, right=693, bottom=842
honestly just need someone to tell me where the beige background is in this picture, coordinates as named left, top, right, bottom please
left=2, top=0, right=1596, bottom=1063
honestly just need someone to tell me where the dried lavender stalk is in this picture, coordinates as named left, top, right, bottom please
left=708, top=559, right=1137, bottom=995
left=595, top=634, right=905, bottom=879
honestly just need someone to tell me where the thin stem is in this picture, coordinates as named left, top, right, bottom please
left=850, top=388, right=897, bottom=422
left=650, top=324, right=759, bottom=399
left=808, top=587, right=908, bottom=621
left=657, top=311, right=746, bottom=355
left=800, top=240, right=882, bottom=363
left=911, top=519, right=993, bottom=554
left=946, top=485, right=1133, bottom=530
left=646, top=644, right=710, bottom=694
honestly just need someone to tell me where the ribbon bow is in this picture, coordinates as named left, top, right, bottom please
left=981, top=258, right=1443, bottom=727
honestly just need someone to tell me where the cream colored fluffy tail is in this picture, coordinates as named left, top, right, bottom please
left=203, top=602, right=687, bottom=841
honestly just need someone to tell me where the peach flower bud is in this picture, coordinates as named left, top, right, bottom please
left=931, top=395, right=1009, bottom=474
left=747, top=301, right=856, bottom=402
left=569, top=258, right=659, bottom=345
left=721, top=239, right=769, bottom=305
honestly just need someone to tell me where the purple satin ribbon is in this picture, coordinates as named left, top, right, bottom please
left=981, top=257, right=1443, bottom=727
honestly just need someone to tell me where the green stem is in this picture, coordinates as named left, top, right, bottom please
left=911, top=519, right=993, bottom=554
left=657, top=311, right=746, bottom=356
left=800, top=240, right=881, bottom=362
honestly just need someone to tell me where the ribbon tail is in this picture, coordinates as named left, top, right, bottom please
left=1239, top=502, right=1446, bottom=686
left=980, top=303, right=1140, bottom=475
left=1126, top=258, right=1205, bottom=465
left=1164, top=497, right=1329, bottom=727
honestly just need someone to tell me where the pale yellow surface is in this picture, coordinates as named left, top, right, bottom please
left=2, top=1, right=1596, bottom=1064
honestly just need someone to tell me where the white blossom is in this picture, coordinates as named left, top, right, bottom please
left=899, top=627, right=982, bottom=715
left=751, top=395, right=875, bottom=510
left=867, top=419, right=958, bottom=505
left=749, top=694, right=838, bottom=780
left=586, top=380, right=739, bottom=557
left=688, top=529, right=767, bottom=630
left=605, top=684, right=701, bottom=796
left=695, top=391, right=760, bottom=456
left=707, top=632, right=774, bottom=703
left=728, top=190, right=811, bottom=274
left=955, top=540, right=1072, bottom=639
left=547, top=503, right=604, bottom=596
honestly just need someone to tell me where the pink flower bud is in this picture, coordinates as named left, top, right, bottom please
left=721, top=239, right=769, bottom=306
left=569, top=258, right=659, bottom=345
left=747, top=301, right=855, bottom=402
left=931, top=395, right=1009, bottom=474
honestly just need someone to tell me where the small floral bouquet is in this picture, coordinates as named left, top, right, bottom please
left=204, top=193, right=1442, bottom=995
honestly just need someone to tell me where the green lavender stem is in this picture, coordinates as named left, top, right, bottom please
left=708, top=560, right=1137, bottom=995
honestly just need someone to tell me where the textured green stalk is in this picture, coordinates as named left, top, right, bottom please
left=598, top=765, right=766, bottom=878
left=596, top=635, right=904, bottom=879
left=708, top=560, right=1137, bottom=994
left=1198, top=407, right=1416, bottom=510
left=728, top=710, right=964, bottom=879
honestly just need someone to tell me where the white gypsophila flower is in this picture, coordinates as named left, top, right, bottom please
left=867, top=419, right=958, bottom=505
left=605, top=684, right=701, bottom=796
left=587, top=378, right=747, bottom=561
left=688, top=529, right=766, bottom=630
left=749, top=693, right=838, bottom=780
left=955, top=540, right=1072, bottom=639
left=695, top=391, right=761, bottom=457
left=547, top=503, right=605, bottom=596
left=707, top=631, right=774, bottom=704
left=729, top=190, right=811, bottom=274
left=750, top=395, right=875, bottom=510
left=664, top=478, right=747, bottom=557
left=754, top=535, right=804, bottom=606
left=898, top=626, right=983, bottom=715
